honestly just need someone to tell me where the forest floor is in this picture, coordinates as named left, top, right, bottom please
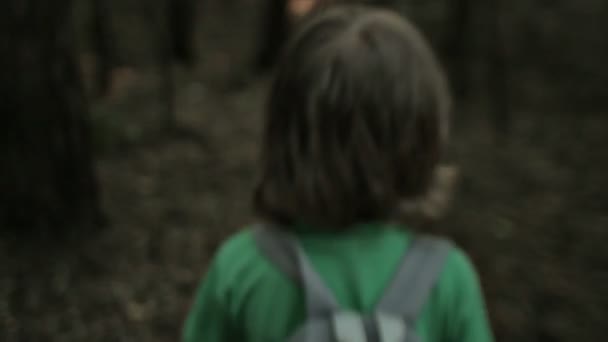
left=1, top=65, right=607, bottom=341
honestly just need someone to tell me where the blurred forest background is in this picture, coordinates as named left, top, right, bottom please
left=1, top=0, right=607, bottom=341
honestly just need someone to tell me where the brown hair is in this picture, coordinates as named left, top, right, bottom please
left=254, top=5, right=452, bottom=230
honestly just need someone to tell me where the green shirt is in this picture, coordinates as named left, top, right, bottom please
left=183, top=224, right=494, bottom=342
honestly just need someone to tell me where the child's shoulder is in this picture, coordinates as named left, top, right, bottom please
left=207, top=225, right=309, bottom=292
left=212, top=227, right=258, bottom=264
left=437, top=243, right=484, bottom=297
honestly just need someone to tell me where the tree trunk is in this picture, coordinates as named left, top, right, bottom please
left=443, top=0, right=473, bottom=98
left=143, top=0, right=178, bottom=132
left=160, top=40, right=177, bottom=131
left=169, top=0, right=197, bottom=66
left=160, top=0, right=177, bottom=131
left=255, top=0, right=290, bottom=72
left=486, top=0, right=510, bottom=141
left=91, top=0, right=119, bottom=97
left=0, top=0, right=102, bottom=234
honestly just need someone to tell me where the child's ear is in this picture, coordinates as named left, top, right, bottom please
left=396, top=164, right=460, bottom=225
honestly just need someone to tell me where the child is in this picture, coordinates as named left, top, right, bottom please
left=183, top=5, right=494, bottom=342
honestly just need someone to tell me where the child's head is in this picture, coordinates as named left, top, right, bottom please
left=254, top=5, right=452, bottom=230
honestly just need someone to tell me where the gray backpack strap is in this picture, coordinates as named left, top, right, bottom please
left=253, top=226, right=340, bottom=316
left=376, top=236, right=452, bottom=321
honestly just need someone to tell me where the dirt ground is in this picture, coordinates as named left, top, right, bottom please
left=2, top=1, right=608, bottom=340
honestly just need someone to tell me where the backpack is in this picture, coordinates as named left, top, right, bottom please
left=253, top=226, right=452, bottom=342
